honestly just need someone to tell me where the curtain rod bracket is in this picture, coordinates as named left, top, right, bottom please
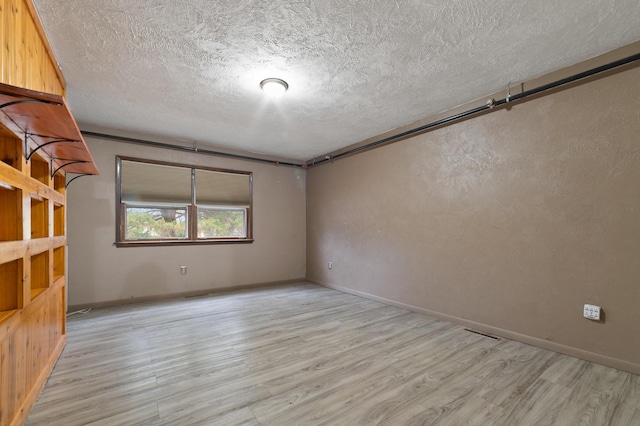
left=506, top=82, right=512, bottom=103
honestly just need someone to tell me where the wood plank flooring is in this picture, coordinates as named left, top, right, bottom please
left=25, top=283, right=640, bottom=425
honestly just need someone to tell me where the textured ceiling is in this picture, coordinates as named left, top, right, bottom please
left=33, top=0, right=640, bottom=161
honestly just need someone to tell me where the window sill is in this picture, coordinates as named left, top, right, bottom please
left=115, top=239, right=254, bottom=248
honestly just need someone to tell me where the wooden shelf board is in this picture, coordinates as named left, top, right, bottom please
left=0, top=83, right=99, bottom=175
left=0, top=237, right=65, bottom=264
left=0, top=159, right=66, bottom=205
left=30, top=288, right=47, bottom=301
left=0, top=309, right=18, bottom=326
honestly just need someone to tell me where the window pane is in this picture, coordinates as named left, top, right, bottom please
left=125, top=206, right=187, bottom=239
left=197, top=208, right=246, bottom=238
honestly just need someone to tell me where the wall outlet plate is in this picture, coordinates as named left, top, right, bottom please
left=583, top=304, right=601, bottom=320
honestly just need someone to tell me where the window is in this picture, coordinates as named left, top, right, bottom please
left=116, top=157, right=252, bottom=246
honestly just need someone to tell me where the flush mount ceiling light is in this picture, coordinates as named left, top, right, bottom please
left=260, top=78, right=289, bottom=98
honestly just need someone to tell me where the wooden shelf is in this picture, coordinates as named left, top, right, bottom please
left=54, top=173, right=66, bottom=194
left=30, top=153, right=49, bottom=184
left=31, top=197, right=49, bottom=239
left=0, top=185, right=21, bottom=241
left=54, top=203, right=64, bottom=236
left=53, top=246, right=65, bottom=281
left=0, top=126, right=23, bottom=171
left=0, top=82, right=99, bottom=176
left=0, top=259, right=21, bottom=311
left=30, top=251, right=49, bottom=301
left=30, top=288, right=47, bottom=301
left=0, top=310, right=17, bottom=326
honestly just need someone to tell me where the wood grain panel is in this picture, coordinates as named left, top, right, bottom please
left=2, top=0, right=16, bottom=86
left=0, top=0, right=64, bottom=95
left=0, top=337, right=12, bottom=426
left=12, top=330, right=26, bottom=425
left=6, top=0, right=23, bottom=88
left=22, top=0, right=64, bottom=89
left=0, top=279, right=66, bottom=426
left=0, top=0, right=4, bottom=90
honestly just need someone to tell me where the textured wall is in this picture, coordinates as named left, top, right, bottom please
left=67, top=136, right=306, bottom=306
left=307, top=66, right=640, bottom=372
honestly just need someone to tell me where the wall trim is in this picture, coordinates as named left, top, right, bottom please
left=67, top=278, right=306, bottom=312
left=309, top=279, right=640, bottom=376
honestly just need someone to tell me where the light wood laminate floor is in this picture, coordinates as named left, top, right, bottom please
left=26, top=283, right=639, bottom=425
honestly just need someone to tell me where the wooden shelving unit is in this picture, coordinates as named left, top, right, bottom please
left=0, top=1, right=98, bottom=424
left=0, top=106, right=97, bottom=426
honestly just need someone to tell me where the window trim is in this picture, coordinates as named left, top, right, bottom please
left=115, top=156, right=253, bottom=247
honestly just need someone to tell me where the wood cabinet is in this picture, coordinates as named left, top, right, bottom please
left=0, top=1, right=98, bottom=424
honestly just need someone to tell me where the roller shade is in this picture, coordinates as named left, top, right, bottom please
left=195, top=169, right=250, bottom=207
left=120, top=160, right=191, bottom=204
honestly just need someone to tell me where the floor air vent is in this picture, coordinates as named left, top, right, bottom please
left=464, top=329, right=500, bottom=340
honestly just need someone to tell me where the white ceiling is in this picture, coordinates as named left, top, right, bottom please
left=33, top=0, right=640, bottom=162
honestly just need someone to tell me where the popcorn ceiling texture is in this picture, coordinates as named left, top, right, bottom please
left=34, top=0, right=640, bottom=160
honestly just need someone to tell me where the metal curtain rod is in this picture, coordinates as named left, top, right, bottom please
left=308, top=51, right=640, bottom=167
left=80, top=131, right=306, bottom=168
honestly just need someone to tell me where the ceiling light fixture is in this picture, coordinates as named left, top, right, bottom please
left=260, top=78, right=288, bottom=98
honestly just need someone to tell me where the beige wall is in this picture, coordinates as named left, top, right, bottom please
left=307, top=66, right=640, bottom=373
left=67, top=136, right=306, bottom=306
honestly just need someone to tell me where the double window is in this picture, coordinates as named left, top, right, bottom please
left=116, top=157, right=252, bottom=246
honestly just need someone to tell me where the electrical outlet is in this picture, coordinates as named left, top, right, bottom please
left=583, top=304, right=601, bottom=320
left=328, top=262, right=332, bottom=270
left=180, top=266, right=187, bottom=275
